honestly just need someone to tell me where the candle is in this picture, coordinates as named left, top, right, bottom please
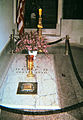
left=39, top=8, right=42, bottom=16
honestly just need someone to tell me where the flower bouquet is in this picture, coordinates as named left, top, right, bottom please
left=15, top=31, right=48, bottom=54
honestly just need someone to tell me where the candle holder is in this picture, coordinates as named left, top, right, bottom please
left=37, top=8, right=43, bottom=39
left=27, top=55, right=35, bottom=77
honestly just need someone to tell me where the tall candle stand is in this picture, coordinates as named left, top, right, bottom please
left=37, top=8, right=43, bottom=39
left=27, top=8, right=43, bottom=77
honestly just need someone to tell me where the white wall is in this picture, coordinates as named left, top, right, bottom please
left=61, top=19, right=83, bottom=44
left=0, top=0, right=13, bottom=54
left=41, top=19, right=83, bottom=45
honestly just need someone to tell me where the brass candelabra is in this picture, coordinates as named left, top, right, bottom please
left=37, top=8, right=43, bottom=39
left=27, top=8, right=43, bottom=77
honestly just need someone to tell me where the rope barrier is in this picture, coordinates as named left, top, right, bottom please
left=68, top=40, right=83, bottom=88
left=0, top=101, right=83, bottom=115
left=47, top=37, right=65, bottom=45
left=3, top=34, right=83, bottom=115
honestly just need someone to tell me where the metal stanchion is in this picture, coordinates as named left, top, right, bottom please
left=65, top=35, right=70, bottom=55
left=10, top=29, right=15, bottom=53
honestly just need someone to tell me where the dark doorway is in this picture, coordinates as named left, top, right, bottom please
left=24, top=0, right=58, bottom=29
left=63, top=0, right=83, bottom=19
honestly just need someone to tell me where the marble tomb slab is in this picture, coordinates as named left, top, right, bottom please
left=0, top=54, right=60, bottom=110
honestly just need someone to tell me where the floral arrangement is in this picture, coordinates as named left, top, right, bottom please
left=15, top=31, right=48, bottom=53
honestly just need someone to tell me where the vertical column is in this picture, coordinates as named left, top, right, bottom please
left=57, top=0, right=63, bottom=24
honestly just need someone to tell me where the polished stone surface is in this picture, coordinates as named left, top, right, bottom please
left=0, top=54, right=60, bottom=110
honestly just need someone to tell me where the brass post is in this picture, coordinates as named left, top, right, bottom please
left=11, top=34, right=14, bottom=54
left=10, top=29, right=15, bottom=53
left=65, top=35, right=70, bottom=55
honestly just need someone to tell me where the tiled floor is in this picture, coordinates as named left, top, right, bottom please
left=0, top=45, right=83, bottom=120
